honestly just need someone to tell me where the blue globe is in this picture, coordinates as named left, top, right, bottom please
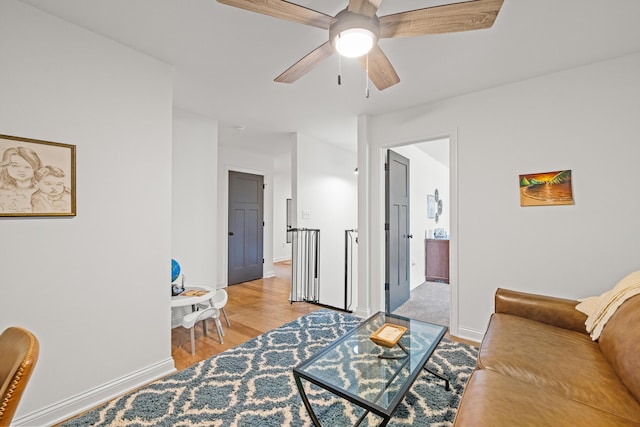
left=171, top=259, right=181, bottom=282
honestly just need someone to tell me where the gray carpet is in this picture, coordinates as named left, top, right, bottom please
left=62, top=309, right=476, bottom=426
left=393, top=281, right=450, bottom=327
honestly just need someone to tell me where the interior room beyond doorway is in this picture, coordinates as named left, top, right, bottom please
left=388, top=138, right=451, bottom=328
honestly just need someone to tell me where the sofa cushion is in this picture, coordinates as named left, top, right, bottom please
left=478, top=313, right=640, bottom=422
left=599, top=295, right=640, bottom=402
left=455, top=370, right=640, bottom=427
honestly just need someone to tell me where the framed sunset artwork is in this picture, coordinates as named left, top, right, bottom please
left=519, top=170, right=573, bottom=207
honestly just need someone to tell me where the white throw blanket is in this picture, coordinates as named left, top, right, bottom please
left=576, top=270, right=640, bottom=341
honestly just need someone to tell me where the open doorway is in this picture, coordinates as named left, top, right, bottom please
left=387, top=138, right=451, bottom=326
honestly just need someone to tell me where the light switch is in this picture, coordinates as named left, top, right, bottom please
left=302, top=209, right=311, bottom=219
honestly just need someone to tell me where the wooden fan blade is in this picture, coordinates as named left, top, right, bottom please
left=275, top=41, right=335, bottom=84
left=347, top=0, right=383, bottom=18
left=379, top=0, right=504, bottom=38
left=217, top=0, right=336, bottom=30
left=358, top=45, right=400, bottom=91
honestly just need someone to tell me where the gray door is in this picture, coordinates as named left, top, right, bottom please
left=228, top=171, right=264, bottom=285
left=385, top=150, right=411, bottom=312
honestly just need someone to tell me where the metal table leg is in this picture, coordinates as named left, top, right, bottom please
left=423, top=367, right=450, bottom=391
left=294, top=373, right=322, bottom=427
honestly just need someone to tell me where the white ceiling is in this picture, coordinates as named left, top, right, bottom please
left=19, top=0, right=640, bottom=153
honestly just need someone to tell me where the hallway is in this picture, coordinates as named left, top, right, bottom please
left=172, top=262, right=472, bottom=371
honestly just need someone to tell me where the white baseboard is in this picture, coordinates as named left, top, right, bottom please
left=273, top=256, right=291, bottom=263
left=263, top=270, right=275, bottom=278
left=353, top=307, right=369, bottom=319
left=14, top=358, right=176, bottom=426
left=454, top=326, right=485, bottom=344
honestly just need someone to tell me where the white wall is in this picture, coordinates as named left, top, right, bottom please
left=295, top=135, right=358, bottom=310
left=217, top=146, right=275, bottom=284
left=273, top=151, right=292, bottom=262
left=172, top=108, right=218, bottom=285
left=363, top=52, right=640, bottom=342
left=393, top=145, right=450, bottom=290
left=416, top=139, right=451, bottom=238
left=0, top=1, right=174, bottom=424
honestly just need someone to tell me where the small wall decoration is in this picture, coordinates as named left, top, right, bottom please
left=0, top=134, right=76, bottom=217
left=519, top=170, right=573, bottom=207
left=428, top=189, right=444, bottom=223
left=427, top=195, right=436, bottom=218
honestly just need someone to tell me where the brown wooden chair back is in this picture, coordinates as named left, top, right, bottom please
left=0, top=327, right=39, bottom=426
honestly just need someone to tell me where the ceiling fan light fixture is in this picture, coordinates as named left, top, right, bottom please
left=335, top=28, right=374, bottom=58
left=330, top=10, right=380, bottom=58
left=220, top=0, right=505, bottom=90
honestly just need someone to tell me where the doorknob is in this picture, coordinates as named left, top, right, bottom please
left=228, top=232, right=234, bottom=236
left=408, top=234, right=413, bottom=239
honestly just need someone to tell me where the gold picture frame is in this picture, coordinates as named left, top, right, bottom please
left=370, top=323, right=407, bottom=348
left=519, top=170, right=573, bottom=207
left=0, top=134, right=76, bottom=217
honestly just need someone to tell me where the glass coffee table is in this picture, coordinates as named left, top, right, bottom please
left=293, top=312, right=448, bottom=426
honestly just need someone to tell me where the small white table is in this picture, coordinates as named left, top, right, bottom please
left=171, top=286, right=215, bottom=309
left=170, top=286, right=215, bottom=329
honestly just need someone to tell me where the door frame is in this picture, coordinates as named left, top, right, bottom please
left=364, top=129, right=459, bottom=336
left=222, top=165, right=270, bottom=286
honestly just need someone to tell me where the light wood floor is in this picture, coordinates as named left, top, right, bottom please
left=173, top=262, right=478, bottom=371
left=171, top=261, right=321, bottom=371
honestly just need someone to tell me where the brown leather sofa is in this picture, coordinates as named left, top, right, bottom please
left=453, top=288, right=640, bottom=426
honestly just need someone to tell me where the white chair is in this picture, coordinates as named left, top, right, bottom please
left=211, top=289, right=231, bottom=327
left=197, top=289, right=231, bottom=328
left=181, top=307, right=224, bottom=355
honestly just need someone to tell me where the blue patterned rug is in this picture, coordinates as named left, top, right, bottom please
left=63, top=310, right=477, bottom=426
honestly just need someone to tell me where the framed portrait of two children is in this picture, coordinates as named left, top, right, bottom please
left=0, top=134, right=76, bottom=217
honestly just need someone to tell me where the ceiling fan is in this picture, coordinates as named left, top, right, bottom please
left=217, top=0, right=504, bottom=90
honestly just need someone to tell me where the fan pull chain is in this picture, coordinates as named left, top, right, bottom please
left=365, top=53, right=370, bottom=98
left=337, top=34, right=342, bottom=85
